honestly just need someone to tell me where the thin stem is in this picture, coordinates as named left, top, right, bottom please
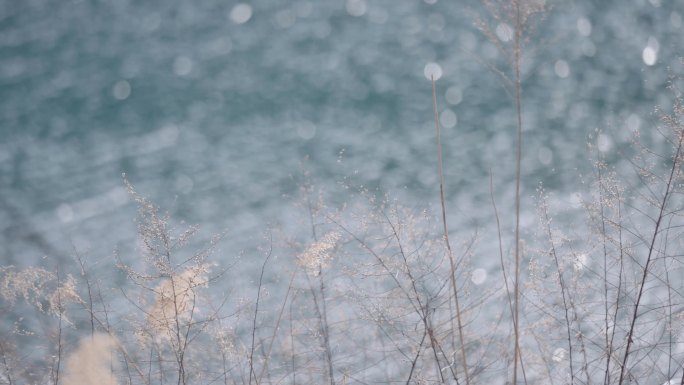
left=319, top=270, right=335, bottom=385
left=54, top=272, right=63, bottom=385
left=290, top=292, right=298, bottom=385
left=249, top=235, right=273, bottom=385
left=406, top=329, right=427, bottom=385
left=168, top=275, right=186, bottom=385
left=541, top=194, right=575, bottom=384
left=607, top=191, right=625, bottom=385
left=305, top=272, right=335, bottom=385
left=432, top=75, right=470, bottom=385
left=490, top=171, right=516, bottom=333
left=75, top=253, right=96, bottom=337
left=304, top=187, right=335, bottom=385
left=256, top=270, right=297, bottom=384
left=597, top=159, right=613, bottom=385
left=512, top=3, right=523, bottom=383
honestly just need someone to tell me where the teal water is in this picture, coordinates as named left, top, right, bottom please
left=1, top=0, right=682, bottom=270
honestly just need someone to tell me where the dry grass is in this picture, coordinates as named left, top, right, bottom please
left=1, top=3, right=684, bottom=385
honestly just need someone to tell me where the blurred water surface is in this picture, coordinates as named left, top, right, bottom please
left=1, top=0, right=683, bottom=278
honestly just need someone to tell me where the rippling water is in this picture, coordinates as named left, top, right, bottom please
left=1, top=0, right=682, bottom=276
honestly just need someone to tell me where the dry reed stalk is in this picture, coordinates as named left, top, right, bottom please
left=431, top=75, right=470, bottom=385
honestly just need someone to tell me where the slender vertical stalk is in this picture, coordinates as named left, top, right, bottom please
left=157, top=346, right=164, bottom=385
left=257, top=270, right=297, bottom=383
left=249, top=238, right=273, bottom=385
left=304, top=188, right=335, bottom=385
left=597, top=160, right=612, bottom=385
left=432, top=75, right=470, bottom=385
left=75, top=254, right=96, bottom=337
left=318, top=271, right=335, bottom=385
left=541, top=195, right=575, bottom=384
left=168, top=276, right=186, bottom=385
left=54, top=272, right=63, bottom=385
left=290, top=292, right=298, bottom=385
left=512, top=3, right=523, bottom=383
left=305, top=272, right=336, bottom=385
left=600, top=185, right=625, bottom=385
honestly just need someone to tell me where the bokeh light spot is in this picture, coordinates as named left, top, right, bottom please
left=346, top=0, right=367, bottom=17
left=56, top=203, right=74, bottom=223
left=672, top=12, right=682, bottom=29
left=577, top=17, right=592, bottom=37
left=496, top=23, right=513, bottom=42
left=297, top=120, right=317, bottom=140
left=173, top=56, right=193, bottom=76
left=626, top=114, right=641, bottom=132
left=112, top=80, right=131, bottom=100
left=230, top=4, right=253, bottom=24
left=581, top=40, right=596, bottom=57
left=553, top=348, right=566, bottom=362
left=643, top=47, right=657, bottom=66
left=554, top=60, right=570, bottom=78
left=597, top=134, right=613, bottom=153
left=174, top=174, right=194, bottom=195
left=368, top=8, right=388, bottom=24
left=538, top=146, right=553, bottom=165
left=642, top=37, right=659, bottom=66
left=471, top=268, right=487, bottom=285
left=440, top=109, right=457, bottom=128
left=424, top=62, right=442, bottom=81
left=275, top=9, right=296, bottom=28
left=445, top=86, right=462, bottom=105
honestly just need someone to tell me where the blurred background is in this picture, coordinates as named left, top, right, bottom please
left=0, top=0, right=682, bottom=275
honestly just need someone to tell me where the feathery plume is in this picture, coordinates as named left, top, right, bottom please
left=296, top=232, right=341, bottom=275
left=62, top=333, right=119, bottom=385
